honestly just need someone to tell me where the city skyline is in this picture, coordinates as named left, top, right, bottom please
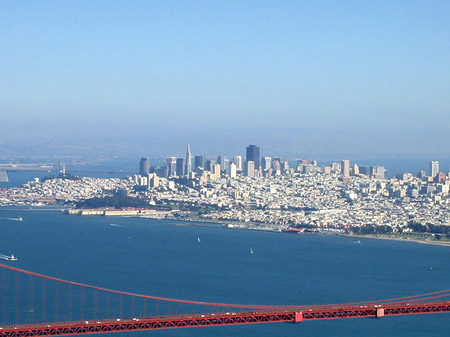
left=1, top=2, right=449, bottom=159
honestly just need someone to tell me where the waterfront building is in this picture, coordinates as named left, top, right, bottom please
left=430, top=161, right=439, bottom=178
left=139, top=157, right=150, bottom=175
left=246, top=145, right=260, bottom=170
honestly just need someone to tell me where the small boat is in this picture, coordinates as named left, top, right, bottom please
left=7, top=255, right=18, bottom=261
left=197, top=237, right=201, bottom=243
left=17, top=217, right=23, bottom=222
left=250, top=248, right=254, bottom=254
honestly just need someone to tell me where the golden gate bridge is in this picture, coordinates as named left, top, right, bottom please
left=1, top=263, right=449, bottom=336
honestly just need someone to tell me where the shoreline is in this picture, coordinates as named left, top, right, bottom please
left=341, top=233, right=450, bottom=247
left=2, top=206, right=450, bottom=247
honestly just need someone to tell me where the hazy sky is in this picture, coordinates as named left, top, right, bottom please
left=1, top=1, right=449, bottom=159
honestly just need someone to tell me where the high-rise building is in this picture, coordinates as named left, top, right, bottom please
left=230, top=163, right=237, bottom=178
left=195, top=156, right=205, bottom=170
left=185, top=143, right=192, bottom=176
left=166, top=157, right=177, bottom=176
left=341, top=160, right=350, bottom=177
left=430, top=161, right=439, bottom=178
left=245, top=161, right=255, bottom=177
left=176, top=158, right=185, bottom=177
left=206, top=159, right=216, bottom=172
left=217, top=154, right=225, bottom=167
left=233, top=156, right=242, bottom=172
left=261, top=157, right=272, bottom=171
left=246, top=145, right=260, bottom=170
left=371, top=166, right=385, bottom=179
left=223, top=158, right=230, bottom=175
left=139, top=157, right=150, bottom=175
left=212, top=164, right=221, bottom=179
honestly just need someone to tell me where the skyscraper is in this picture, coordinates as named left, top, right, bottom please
left=194, top=155, right=205, bottom=171
left=176, top=158, right=185, bottom=177
left=166, top=157, right=177, bottom=176
left=430, top=161, right=439, bottom=178
left=185, top=143, right=192, bottom=176
left=245, top=161, right=255, bottom=177
left=246, top=145, right=260, bottom=169
left=261, top=157, right=272, bottom=171
left=371, top=166, right=385, bottom=179
left=217, top=155, right=225, bottom=168
left=139, top=157, right=150, bottom=175
left=233, top=156, right=242, bottom=172
left=341, top=160, right=350, bottom=177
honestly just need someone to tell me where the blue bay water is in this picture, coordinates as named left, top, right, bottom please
left=0, top=209, right=449, bottom=336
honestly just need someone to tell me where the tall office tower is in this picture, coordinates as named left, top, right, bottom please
left=217, top=154, right=225, bottom=167
left=206, top=159, right=216, bottom=172
left=194, top=155, right=205, bottom=170
left=353, top=163, right=359, bottom=175
left=245, top=161, right=255, bottom=177
left=281, top=160, right=289, bottom=172
left=341, top=160, right=350, bottom=177
left=261, top=157, right=272, bottom=171
left=212, top=163, right=221, bottom=179
left=230, top=163, right=237, bottom=178
left=272, top=159, right=281, bottom=174
left=331, top=162, right=341, bottom=172
left=56, top=159, right=61, bottom=174
left=371, top=166, right=385, bottom=179
left=176, top=158, right=185, bottom=177
left=185, top=143, right=192, bottom=176
left=166, top=157, right=177, bottom=176
left=430, top=161, right=439, bottom=178
left=139, top=157, right=150, bottom=175
left=359, top=166, right=369, bottom=176
left=246, top=145, right=260, bottom=169
left=233, top=156, right=242, bottom=171
left=223, top=158, right=230, bottom=174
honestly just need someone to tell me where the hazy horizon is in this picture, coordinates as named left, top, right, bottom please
left=1, top=2, right=449, bottom=159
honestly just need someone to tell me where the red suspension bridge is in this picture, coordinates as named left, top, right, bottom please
left=0, top=263, right=449, bottom=336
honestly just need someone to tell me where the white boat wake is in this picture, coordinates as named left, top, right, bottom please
left=1, top=217, right=23, bottom=222
left=0, top=253, right=18, bottom=261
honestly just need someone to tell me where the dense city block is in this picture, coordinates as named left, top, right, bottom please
left=1, top=146, right=449, bottom=242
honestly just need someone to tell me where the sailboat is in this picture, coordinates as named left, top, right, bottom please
left=250, top=248, right=254, bottom=254
left=197, top=237, right=201, bottom=243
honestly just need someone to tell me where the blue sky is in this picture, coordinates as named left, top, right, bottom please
left=1, top=1, right=449, bottom=159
